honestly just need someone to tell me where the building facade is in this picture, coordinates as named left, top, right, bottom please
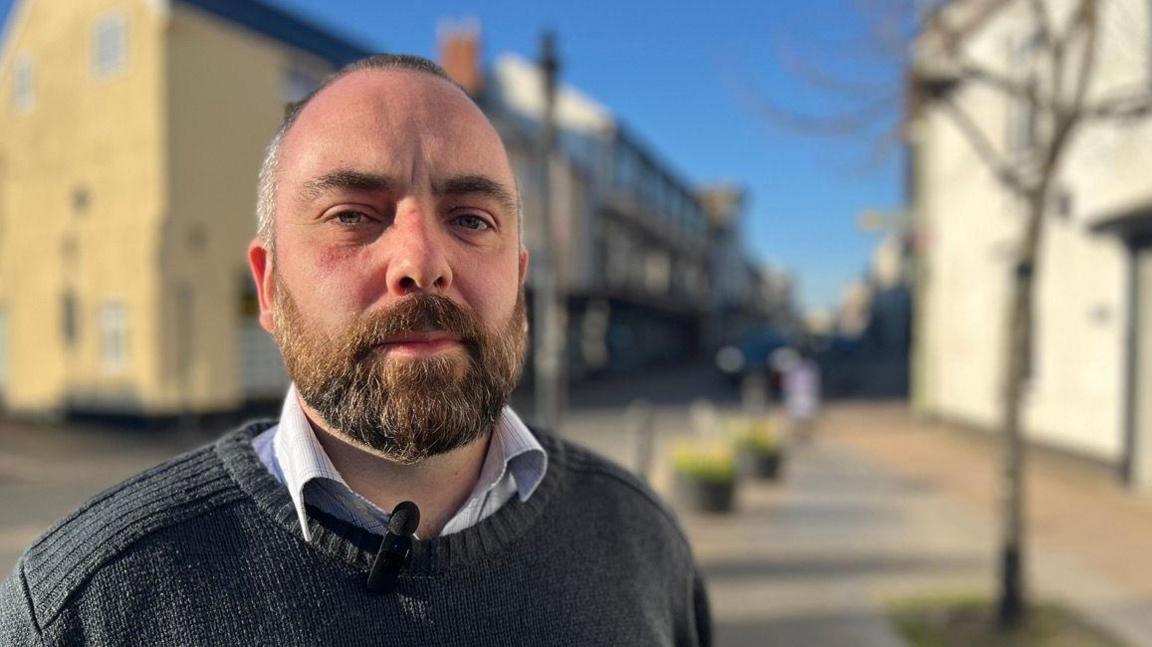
left=0, top=0, right=366, bottom=417
left=910, top=0, right=1152, bottom=483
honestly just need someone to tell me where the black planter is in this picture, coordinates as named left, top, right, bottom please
left=740, top=451, right=783, bottom=480
left=675, top=473, right=736, bottom=513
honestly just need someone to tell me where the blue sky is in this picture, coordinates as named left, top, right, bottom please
left=0, top=0, right=904, bottom=313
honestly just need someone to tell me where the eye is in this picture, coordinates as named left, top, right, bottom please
left=333, top=210, right=367, bottom=225
left=453, top=213, right=492, bottom=231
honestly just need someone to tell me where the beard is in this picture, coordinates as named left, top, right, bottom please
left=272, top=280, right=527, bottom=465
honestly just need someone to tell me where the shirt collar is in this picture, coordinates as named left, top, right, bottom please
left=272, top=384, right=546, bottom=541
left=272, top=384, right=347, bottom=541
left=477, top=406, right=547, bottom=503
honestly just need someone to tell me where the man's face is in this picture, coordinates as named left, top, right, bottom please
left=248, top=69, right=529, bottom=463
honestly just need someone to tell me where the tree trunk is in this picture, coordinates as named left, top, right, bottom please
left=998, top=189, right=1045, bottom=630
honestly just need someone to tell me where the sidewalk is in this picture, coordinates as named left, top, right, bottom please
left=825, top=402, right=1152, bottom=646
left=568, top=397, right=1152, bottom=646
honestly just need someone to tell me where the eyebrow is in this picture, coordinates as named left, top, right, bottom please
left=298, top=170, right=396, bottom=204
left=298, top=170, right=518, bottom=215
left=434, top=175, right=519, bottom=215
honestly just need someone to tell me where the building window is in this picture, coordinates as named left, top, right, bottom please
left=644, top=251, right=671, bottom=295
left=0, top=306, right=8, bottom=391
left=93, top=12, right=129, bottom=78
left=62, top=292, right=78, bottom=347
left=605, top=223, right=630, bottom=286
left=73, top=186, right=90, bottom=215
left=12, top=54, right=34, bottom=113
left=100, top=302, right=128, bottom=373
left=613, top=145, right=639, bottom=190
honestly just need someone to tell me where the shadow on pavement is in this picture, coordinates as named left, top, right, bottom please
left=702, top=554, right=986, bottom=582
left=716, top=611, right=903, bottom=647
left=756, top=501, right=903, bottom=526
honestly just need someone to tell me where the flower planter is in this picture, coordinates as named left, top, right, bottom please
left=739, top=450, right=783, bottom=480
left=674, top=473, right=736, bottom=513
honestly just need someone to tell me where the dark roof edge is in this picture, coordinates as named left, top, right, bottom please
left=1089, top=202, right=1152, bottom=241
left=175, top=0, right=374, bottom=67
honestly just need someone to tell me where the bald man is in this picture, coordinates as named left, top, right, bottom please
left=1, top=54, right=710, bottom=647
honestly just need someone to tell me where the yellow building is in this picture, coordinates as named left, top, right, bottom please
left=0, top=0, right=369, bottom=418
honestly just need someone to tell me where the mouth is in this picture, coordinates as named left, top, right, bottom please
left=378, top=331, right=465, bottom=358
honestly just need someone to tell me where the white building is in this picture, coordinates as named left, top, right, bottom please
left=910, top=0, right=1152, bottom=484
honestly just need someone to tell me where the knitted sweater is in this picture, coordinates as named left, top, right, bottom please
left=0, top=422, right=710, bottom=646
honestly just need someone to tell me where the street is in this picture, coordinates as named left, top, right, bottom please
left=2, top=364, right=1149, bottom=646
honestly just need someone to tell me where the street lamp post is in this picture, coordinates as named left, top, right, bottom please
left=533, top=31, right=566, bottom=433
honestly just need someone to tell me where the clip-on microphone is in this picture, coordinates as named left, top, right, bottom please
left=366, top=500, right=420, bottom=594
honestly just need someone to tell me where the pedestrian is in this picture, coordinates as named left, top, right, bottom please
left=781, top=345, right=822, bottom=442
left=0, top=54, right=710, bottom=646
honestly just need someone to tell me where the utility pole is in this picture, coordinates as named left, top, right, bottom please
left=533, top=31, right=565, bottom=433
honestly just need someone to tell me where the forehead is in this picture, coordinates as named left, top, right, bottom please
left=278, top=69, right=514, bottom=189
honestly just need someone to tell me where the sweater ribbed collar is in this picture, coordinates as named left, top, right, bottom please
left=214, top=421, right=565, bottom=575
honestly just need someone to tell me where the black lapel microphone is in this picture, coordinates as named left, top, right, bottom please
left=366, top=501, right=421, bottom=594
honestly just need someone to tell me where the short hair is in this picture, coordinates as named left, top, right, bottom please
left=256, top=54, right=498, bottom=251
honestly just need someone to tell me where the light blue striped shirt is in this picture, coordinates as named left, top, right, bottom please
left=253, top=384, right=547, bottom=540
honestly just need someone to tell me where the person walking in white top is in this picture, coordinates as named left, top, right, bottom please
left=780, top=348, right=822, bottom=442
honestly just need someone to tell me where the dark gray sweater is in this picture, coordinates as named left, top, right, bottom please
left=1, top=422, right=710, bottom=646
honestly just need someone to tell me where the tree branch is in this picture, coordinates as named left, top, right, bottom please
left=746, top=89, right=903, bottom=137
left=1042, top=0, right=1097, bottom=177
left=1083, top=76, right=1152, bottom=120
left=852, top=0, right=918, bottom=63
left=1027, top=0, right=1053, bottom=52
left=776, top=38, right=896, bottom=98
left=1085, top=92, right=1152, bottom=119
left=938, top=94, right=1030, bottom=195
left=955, top=59, right=1062, bottom=117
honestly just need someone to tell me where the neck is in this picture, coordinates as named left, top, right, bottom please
left=301, top=400, right=492, bottom=538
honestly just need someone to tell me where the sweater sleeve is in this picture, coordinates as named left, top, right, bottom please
left=0, top=562, right=45, bottom=647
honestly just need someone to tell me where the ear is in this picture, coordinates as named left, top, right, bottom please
left=247, top=238, right=276, bottom=334
left=518, top=246, right=529, bottom=286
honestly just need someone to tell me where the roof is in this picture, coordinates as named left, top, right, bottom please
left=176, top=0, right=373, bottom=67
left=1089, top=202, right=1152, bottom=242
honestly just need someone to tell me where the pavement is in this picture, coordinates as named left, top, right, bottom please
left=562, top=368, right=1152, bottom=646
left=567, top=400, right=969, bottom=647
left=2, top=365, right=1152, bottom=646
left=823, top=404, right=1152, bottom=647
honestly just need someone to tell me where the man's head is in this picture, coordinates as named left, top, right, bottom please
left=247, top=54, right=529, bottom=464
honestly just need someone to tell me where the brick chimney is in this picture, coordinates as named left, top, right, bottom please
left=438, top=20, right=484, bottom=98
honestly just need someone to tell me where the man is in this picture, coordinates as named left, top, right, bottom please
left=1, top=54, right=710, bottom=646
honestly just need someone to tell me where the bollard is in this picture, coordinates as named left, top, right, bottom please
left=689, top=399, right=718, bottom=438
left=626, top=399, right=656, bottom=482
left=741, top=369, right=768, bottom=418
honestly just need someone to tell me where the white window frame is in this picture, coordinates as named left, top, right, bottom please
left=100, top=302, right=129, bottom=374
left=92, top=11, right=129, bottom=79
left=12, top=53, right=34, bottom=113
left=0, top=306, right=9, bottom=390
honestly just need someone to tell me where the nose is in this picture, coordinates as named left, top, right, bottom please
left=385, top=203, right=453, bottom=296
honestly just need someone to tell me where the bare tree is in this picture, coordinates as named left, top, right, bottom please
left=752, top=0, right=1152, bottom=631
left=911, top=0, right=1152, bottom=629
